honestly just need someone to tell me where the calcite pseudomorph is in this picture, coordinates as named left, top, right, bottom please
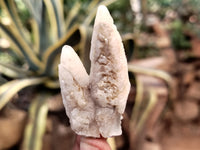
left=59, top=5, right=130, bottom=138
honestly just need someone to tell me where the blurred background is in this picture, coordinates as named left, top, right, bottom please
left=0, top=0, right=200, bottom=150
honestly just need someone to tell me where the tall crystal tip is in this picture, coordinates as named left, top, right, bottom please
left=60, top=45, right=75, bottom=64
left=95, top=5, right=113, bottom=25
left=97, top=5, right=108, bottom=13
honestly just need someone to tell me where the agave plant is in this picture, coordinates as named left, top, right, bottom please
left=0, top=0, right=120, bottom=109
left=0, top=0, right=117, bottom=149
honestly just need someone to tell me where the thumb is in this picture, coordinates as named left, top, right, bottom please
left=80, top=136, right=111, bottom=150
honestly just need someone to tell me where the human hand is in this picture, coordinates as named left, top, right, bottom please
left=73, top=135, right=111, bottom=150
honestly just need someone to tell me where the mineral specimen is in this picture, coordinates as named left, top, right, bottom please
left=59, top=5, right=130, bottom=138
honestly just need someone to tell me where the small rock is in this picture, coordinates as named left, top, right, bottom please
left=183, top=71, right=195, bottom=85
left=0, top=108, right=26, bottom=149
left=141, top=142, right=161, bottom=150
left=191, top=37, right=200, bottom=57
left=175, top=100, right=199, bottom=121
left=196, top=70, right=200, bottom=79
left=187, top=83, right=200, bottom=100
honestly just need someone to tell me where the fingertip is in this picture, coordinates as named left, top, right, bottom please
left=73, top=135, right=81, bottom=150
left=80, top=136, right=111, bottom=150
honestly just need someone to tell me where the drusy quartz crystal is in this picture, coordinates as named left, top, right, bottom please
left=59, top=5, right=130, bottom=138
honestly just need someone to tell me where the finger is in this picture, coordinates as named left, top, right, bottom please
left=73, top=135, right=81, bottom=150
left=80, top=136, right=111, bottom=150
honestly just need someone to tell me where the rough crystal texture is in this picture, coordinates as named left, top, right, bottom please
left=59, top=5, right=130, bottom=138
left=59, top=46, right=99, bottom=137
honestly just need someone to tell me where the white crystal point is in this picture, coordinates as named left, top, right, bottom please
left=89, top=5, right=131, bottom=137
left=90, top=5, right=130, bottom=114
left=95, top=5, right=113, bottom=26
left=60, top=45, right=89, bottom=86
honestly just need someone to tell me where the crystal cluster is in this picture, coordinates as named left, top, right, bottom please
left=59, top=5, right=130, bottom=138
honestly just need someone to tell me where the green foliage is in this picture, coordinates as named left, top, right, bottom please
left=109, top=0, right=133, bottom=33
left=148, top=0, right=200, bottom=18
left=128, top=64, right=175, bottom=135
left=22, top=93, right=48, bottom=150
left=170, top=20, right=191, bottom=50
